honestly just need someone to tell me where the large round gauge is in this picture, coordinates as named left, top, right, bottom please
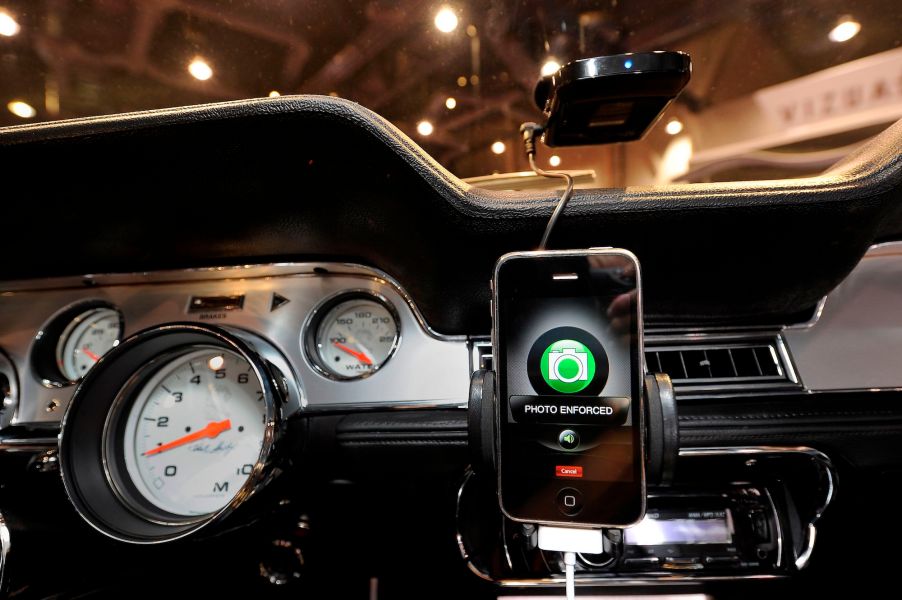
left=307, top=293, right=400, bottom=380
left=59, top=324, right=298, bottom=544
left=120, top=348, right=267, bottom=517
left=56, top=307, right=123, bottom=381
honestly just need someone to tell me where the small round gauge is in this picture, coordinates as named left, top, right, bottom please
left=119, top=348, right=268, bottom=517
left=56, top=307, right=122, bottom=381
left=308, top=294, right=400, bottom=380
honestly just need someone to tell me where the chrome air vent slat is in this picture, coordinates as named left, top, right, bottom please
left=645, top=332, right=801, bottom=399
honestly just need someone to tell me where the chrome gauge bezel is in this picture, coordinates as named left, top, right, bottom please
left=303, top=290, right=401, bottom=381
left=32, top=300, right=124, bottom=387
left=54, top=307, right=124, bottom=383
left=59, top=323, right=286, bottom=544
left=103, top=346, right=273, bottom=526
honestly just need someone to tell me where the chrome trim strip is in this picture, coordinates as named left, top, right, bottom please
left=794, top=524, right=816, bottom=570
left=0, top=262, right=470, bottom=425
left=762, top=486, right=783, bottom=569
left=496, top=574, right=784, bottom=587
left=0, top=262, right=464, bottom=343
left=0, top=510, right=8, bottom=593
left=783, top=296, right=828, bottom=331
left=0, top=436, right=57, bottom=451
left=0, top=352, right=18, bottom=430
left=455, top=469, right=473, bottom=561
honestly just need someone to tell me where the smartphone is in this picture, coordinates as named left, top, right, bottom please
left=492, top=249, right=645, bottom=527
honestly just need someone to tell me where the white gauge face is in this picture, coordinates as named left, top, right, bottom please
left=120, top=349, right=268, bottom=517
left=313, top=296, right=400, bottom=379
left=57, top=307, right=122, bottom=381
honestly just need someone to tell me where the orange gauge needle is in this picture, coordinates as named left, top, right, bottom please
left=82, top=347, right=101, bottom=362
left=143, top=419, right=232, bottom=456
left=333, top=342, right=373, bottom=365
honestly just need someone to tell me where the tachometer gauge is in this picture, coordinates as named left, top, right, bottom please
left=121, top=348, right=267, bottom=517
left=56, top=307, right=122, bottom=381
left=59, top=324, right=300, bottom=543
left=307, top=293, right=400, bottom=380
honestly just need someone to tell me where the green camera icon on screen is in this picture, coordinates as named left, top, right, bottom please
left=540, top=339, right=596, bottom=393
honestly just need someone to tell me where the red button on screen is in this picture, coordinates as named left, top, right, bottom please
left=555, top=465, right=583, bottom=478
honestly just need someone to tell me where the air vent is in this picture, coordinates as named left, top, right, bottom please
left=645, top=333, right=800, bottom=398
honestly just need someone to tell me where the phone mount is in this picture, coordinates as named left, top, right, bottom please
left=468, top=370, right=679, bottom=486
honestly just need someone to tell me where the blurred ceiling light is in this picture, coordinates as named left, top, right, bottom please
left=456, top=76, right=467, bottom=87
left=541, top=59, right=561, bottom=77
left=434, top=6, right=458, bottom=33
left=269, top=90, right=281, bottom=97
left=188, top=58, right=213, bottom=81
left=7, top=100, right=35, bottom=119
left=491, top=141, right=506, bottom=155
left=549, top=155, right=562, bottom=167
left=665, top=119, right=684, bottom=135
left=0, top=10, right=19, bottom=37
left=828, top=19, right=861, bottom=43
left=416, top=120, right=434, bottom=136
left=445, top=97, right=457, bottom=110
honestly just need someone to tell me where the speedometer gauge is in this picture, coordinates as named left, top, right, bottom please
left=306, top=293, right=400, bottom=380
left=121, top=348, right=267, bottom=517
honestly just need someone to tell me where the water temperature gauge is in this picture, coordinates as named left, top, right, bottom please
left=306, top=293, right=400, bottom=380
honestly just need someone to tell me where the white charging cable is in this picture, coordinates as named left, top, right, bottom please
left=537, top=526, right=605, bottom=600
left=563, top=551, right=577, bottom=600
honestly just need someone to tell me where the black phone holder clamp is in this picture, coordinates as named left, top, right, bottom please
left=468, top=370, right=679, bottom=487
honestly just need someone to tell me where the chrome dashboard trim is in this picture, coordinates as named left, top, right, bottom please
left=795, top=524, right=816, bottom=570
left=783, top=241, right=902, bottom=391
left=0, top=436, right=57, bottom=451
left=762, top=485, right=783, bottom=570
left=0, top=262, right=470, bottom=425
left=0, top=262, right=464, bottom=343
left=0, top=510, right=8, bottom=593
left=783, top=296, right=828, bottom=330
left=0, top=351, right=18, bottom=430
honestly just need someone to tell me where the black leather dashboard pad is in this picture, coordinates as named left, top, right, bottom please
left=1, top=97, right=901, bottom=334
left=332, top=391, right=902, bottom=473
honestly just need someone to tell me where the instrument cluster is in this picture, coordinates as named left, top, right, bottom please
left=0, top=263, right=470, bottom=542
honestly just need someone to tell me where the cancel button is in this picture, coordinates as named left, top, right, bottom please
left=510, top=395, right=629, bottom=425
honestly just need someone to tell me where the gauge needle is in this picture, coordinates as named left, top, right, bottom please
left=143, top=419, right=232, bottom=456
left=82, top=347, right=101, bottom=362
left=332, top=342, right=373, bottom=365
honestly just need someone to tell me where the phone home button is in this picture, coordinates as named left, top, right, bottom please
left=555, top=487, right=584, bottom=516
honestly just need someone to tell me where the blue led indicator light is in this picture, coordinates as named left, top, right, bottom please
left=624, top=59, right=633, bottom=69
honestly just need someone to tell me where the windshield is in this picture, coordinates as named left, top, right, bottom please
left=1, top=1, right=900, bottom=185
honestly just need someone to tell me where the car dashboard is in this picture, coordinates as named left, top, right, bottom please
left=0, top=96, right=901, bottom=598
